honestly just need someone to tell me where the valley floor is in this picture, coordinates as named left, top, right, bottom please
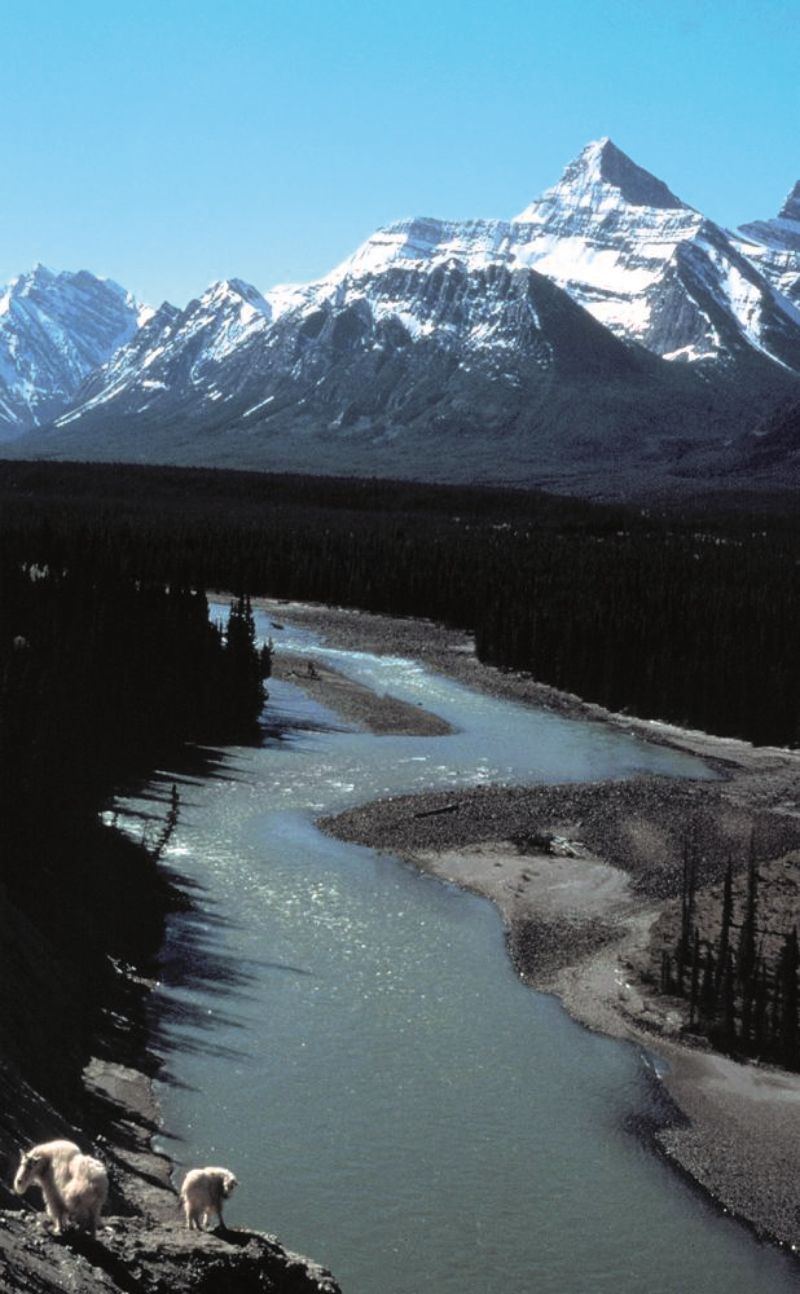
left=261, top=597, right=800, bottom=1254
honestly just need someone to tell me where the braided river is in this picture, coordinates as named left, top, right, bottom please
left=116, top=607, right=798, bottom=1292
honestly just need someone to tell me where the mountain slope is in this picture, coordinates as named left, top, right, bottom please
left=55, top=279, right=271, bottom=430
left=8, top=139, right=800, bottom=493
left=736, top=182, right=800, bottom=306
left=20, top=258, right=785, bottom=493
left=509, top=139, right=800, bottom=369
left=290, top=138, right=800, bottom=371
left=0, top=266, right=144, bottom=438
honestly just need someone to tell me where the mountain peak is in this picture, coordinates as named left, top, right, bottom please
left=8, top=263, right=57, bottom=296
left=779, top=181, right=800, bottom=223
left=203, top=278, right=271, bottom=315
left=515, top=138, right=688, bottom=220
left=0, top=265, right=143, bottom=435
left=559, top=137, right=687, bottom=210
left=7, top=265, right=132, bottom=303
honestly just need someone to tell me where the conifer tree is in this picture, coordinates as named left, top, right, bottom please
left=737, top=834, right=759, bottom=1049
left=689, top=927, right=701, bottom=1028
left=719, top=950, right=738, bottom=1052
left=677, top=834, right=698, bottom=996
left=752, top=956, right=769, bottom=1058
left=700, top=943, right=716, bottom=1023
left=715, top=858, right=734, bottom=999
left=778, top=927, right=799, bottom=1069
left=151, top=783, right=180, bottom=863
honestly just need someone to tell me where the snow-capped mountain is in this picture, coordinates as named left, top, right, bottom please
left=57, top=278, right=271, bottom=428
left=303, top=137, right=800, bottom=371
left=510, top=139, right=800, bottom=369
left=55, top=137, right=800, bottom=444
left=735, top=182, right=800, bottom=306
left=0, top=265, right=144, bottom=437
left=50, top=257, right=677, bottom=456
left=7, top=139, right=800, bottom=492
left=32, top=253, right=752, bottom=492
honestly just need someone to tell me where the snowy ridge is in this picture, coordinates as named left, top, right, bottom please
left=303, top=221, right=547, bottom=364
left=507, top=140, right=800, bottom=366
left=0, top=265, right=143, bottom=437
left=514, top=137, right=688, bottom=219
left=735, top=179, right=800, bottom=306
left=56, top=279, right=271, bottom=425
left=282, top=137, right=800, bottom=372
left=6, top=137, right=800, bottom=460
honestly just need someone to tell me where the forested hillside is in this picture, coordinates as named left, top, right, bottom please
left=1, top=461, right=797, bottom=749
left=1, top=457, right=798, bottom=1257
left=0, top=509, right=268, bottom=1167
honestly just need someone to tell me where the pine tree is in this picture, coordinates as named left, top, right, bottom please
left=700, top=943, right=716, bottom=1023
left=677, top=834, right=698, bottom=996
left=752, top=955, right=770, bottom=1059
left=737, top=834, right=759, bottom=1049
left=715, top=858, right=734, bottom=999
left=222, top=595, right=266, bottom=732
left=689, top=927, right=701, bottom=1028
left=719, top=950, right=738, bottom=1052
left=778, top=927, right=799, bottom=1070
left=151, top=783, right=180, bottom=863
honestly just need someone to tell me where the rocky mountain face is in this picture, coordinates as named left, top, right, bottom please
left=0, top=266, right=144, bottom=438
left=266, top=136, right=800, bottom=372
left=735, top=181, right=800, bottom=306
left=510, top=138, right=800, bottom=368
left=53, top=279, right=272, bottom=431
left=727, top=395, right=800, bottom=480
left=30, top=260, right=734, bottom=492
left=5, top=141, right=800, bottom=492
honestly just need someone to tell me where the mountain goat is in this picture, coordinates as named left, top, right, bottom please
left=180, top=1166, right=238, bottom=1230
left=13, top=1139, right=109, bottom=1236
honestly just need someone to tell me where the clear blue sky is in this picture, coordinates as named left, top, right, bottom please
left=2, top=0, right=798, bottom=307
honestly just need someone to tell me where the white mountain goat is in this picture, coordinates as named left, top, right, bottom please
left=14, top=1139, right=109, bottom=1235
left=180, top=1166, right=238, bottom=1230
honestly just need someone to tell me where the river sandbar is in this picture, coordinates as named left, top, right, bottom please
left=271, top=650, right=452, bottom=736
left=262, top=597, right=800, bottom=1252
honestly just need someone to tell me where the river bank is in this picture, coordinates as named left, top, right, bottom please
left=1, top=1012, right=341, bottom=1294
left=0, top=792, right=342, bottom=1294
left=261, top=597, right=800, bottom=1253
left=2, top=1054, right=339, bottom=1293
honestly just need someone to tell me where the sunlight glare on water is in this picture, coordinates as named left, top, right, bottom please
left=114, top=609, right=798, bottom=1294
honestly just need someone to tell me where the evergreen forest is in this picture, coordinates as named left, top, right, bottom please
left=2, top=460, right=797, bottom=747
left=0, top=483, right=269, bottom=1122
left=2, top=459, right=798, bottom=1105
left=661, top=842, right=800, bottom=1071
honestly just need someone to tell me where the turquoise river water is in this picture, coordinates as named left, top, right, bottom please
left=115, top=608, right=798, bottom=1293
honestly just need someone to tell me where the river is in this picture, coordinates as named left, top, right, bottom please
left=114, top=607, right=798, bottom=1293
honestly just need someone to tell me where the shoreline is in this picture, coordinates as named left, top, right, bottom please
left=1, top=777, right=341, bottom=1294
left=1, top=1026, right=340, bottom=1293
left=261, top=596, right=800, bottom=1253
left=271, top=650, right=452, bottom=736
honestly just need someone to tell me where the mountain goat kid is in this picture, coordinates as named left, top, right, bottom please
left=180, top=1166, right=238, bottom=1230
left=13, top=1139, right=109, bottom=1236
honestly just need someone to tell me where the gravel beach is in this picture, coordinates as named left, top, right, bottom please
left=262, top=597, right=800, bottom=1253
